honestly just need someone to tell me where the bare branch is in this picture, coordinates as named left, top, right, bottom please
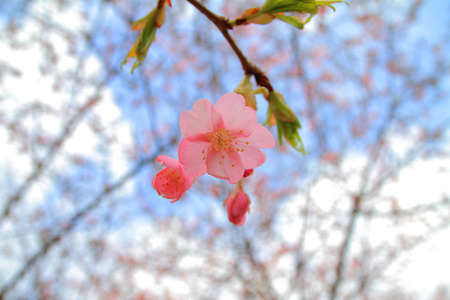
left=184, top=0, right=273, bottom=92
left=0, top=153, right=159, bottom=297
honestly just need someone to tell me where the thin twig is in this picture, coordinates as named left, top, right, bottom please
left=0, top=155, right=157, bottom=298
left=184, top=0, right=273, bottom=92
left=328, top=195, right=361, bottom=300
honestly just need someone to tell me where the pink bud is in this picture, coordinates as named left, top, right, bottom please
left=243, top=169, right=254, bottom=177
left=224, top=192, right=251, bottom=226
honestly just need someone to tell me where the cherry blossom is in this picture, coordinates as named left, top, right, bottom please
left=178, top=93, right=274, bottom=184
left=152, top=155, right=194, bottom=202
left=224, top=191, right=251, bottom=226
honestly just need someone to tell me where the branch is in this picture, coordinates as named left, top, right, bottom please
left=0, top=5, right=117, bottom=223
left=0, top=154, right=158, bottom=297
left=1, top=95, right=102, bottom=222
left=328, top=195, right=361, bottom=300
left=184, top=0, right=273, bottom=92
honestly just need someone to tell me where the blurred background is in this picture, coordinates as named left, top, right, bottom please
left=1, top=0, right=449, bottom=299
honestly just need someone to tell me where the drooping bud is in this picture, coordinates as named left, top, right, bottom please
left=223, top=181, right=251, bottom=226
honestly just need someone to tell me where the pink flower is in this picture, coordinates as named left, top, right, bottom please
left=224, top=192, right=251, bottom=226
left=178, top=93, right=274, bottom=184
left=152, top=155, right=194, bottom=202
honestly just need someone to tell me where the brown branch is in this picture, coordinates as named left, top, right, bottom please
left=328, top=195, right=361, bottom=300
left=0, top=154, right=158, bottom=297
left=184, top=0, right=273, bottom=92
left=244, top=238, right=278, bottom=300
left=1, top=94, right=103, bottom=222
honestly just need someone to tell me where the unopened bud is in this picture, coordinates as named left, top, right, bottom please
left=243, top=169, right=254, bottom=177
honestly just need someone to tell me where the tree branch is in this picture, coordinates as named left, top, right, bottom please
left=328, top=195, right=361, bottom=300
left=184, top=0, right=273, bottom=92
left=0, top=153, right=158, bottom=297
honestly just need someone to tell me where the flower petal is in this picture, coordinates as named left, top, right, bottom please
left=179, top=99, right=222, bottom=141
left=223, top=150, right=245, bottom=184
left=155, top=155, right=181, bottom=169
left=205, top=150, right=227, bottom=180
left=240, top=123, right=274, bottom=149
left=236, top=146, right=266, bottom=169
left=214, top=93, right=257, bottom=137
left=178, top=138, right=209, bottom=178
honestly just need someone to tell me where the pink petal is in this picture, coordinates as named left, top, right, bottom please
left=179, top=99, right=222, bottom=141
left=181, top=173, right=194, bottom=191
left=236, top=146, right=266, bottom=169
left=223, top=150, right=245, bottom=184
left=240, top=123, right=274, bottom=149
left=205, top=149, right=245, bottom=183
left=178, top=138, right=209, bottom=178
left=214, top=93, right=257, bottom=137
left=155, top=155, right=181, bottom=169
left=205, top=150, right=227, bottom=180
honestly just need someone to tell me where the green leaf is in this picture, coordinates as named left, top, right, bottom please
left=121, top=8, right=158, bottom=73
left=316, top=1, right=349, bottom=12
left=137, top=12, right=158, bottom=56
left=267, top=90, right=306, bottom=153
left=260, top=0, right=279, bottom=13
left=260, top=0, right=319, bottom=14
left=279, top=117, right=306, bottom=154
left=260, top=0, right=348, bottom=14
left=274, top=14, right=306, bottom=29
left=276, top=118, right=283, bottom=146
left=269, top=91, right=296, bottom=122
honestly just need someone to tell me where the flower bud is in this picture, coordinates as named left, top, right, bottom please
left=224, top=191, right=251, bottom=226
left=243, top=169, right=254, bottom=177
left=234, top=75, right=269, bottom=111
left=264, top=90, right=306, bottom=153
left=268, top=91, right=295, bottom=122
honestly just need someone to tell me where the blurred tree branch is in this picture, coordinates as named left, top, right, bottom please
left=0, top=153, right=159, bottom=297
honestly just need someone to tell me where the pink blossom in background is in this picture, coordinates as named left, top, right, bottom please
left=178, top=93, right=274, bottom=184
left=152, top=155, right=194, bottom=202
left=224, top=191, right=251, bottom=226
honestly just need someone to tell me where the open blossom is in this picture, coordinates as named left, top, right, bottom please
left=178, top=93, right=274, bottom=184
left=224, top=191, right=251, bottom=226
left=152, top=155, right=194, bottom=202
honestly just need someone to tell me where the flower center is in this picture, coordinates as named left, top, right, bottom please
left=207, top=128, right=234, bottom=152
left=161, top=169, right=183, bottom=186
